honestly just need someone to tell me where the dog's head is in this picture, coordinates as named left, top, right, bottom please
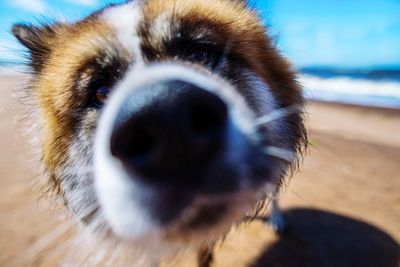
left=13, top=0, right=306, bottom=247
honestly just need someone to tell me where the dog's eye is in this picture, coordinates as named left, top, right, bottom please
left=92, top=86, right=110, bottom=108
left=189, top=49, right=210, bottom=65
left=188, top=47, right=219, bottom=67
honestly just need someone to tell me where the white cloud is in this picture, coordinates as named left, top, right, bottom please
left=65, top=0, right=98, bottom=6
left=10, top=0, right=47, bottom=13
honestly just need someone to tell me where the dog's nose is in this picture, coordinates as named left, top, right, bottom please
left=110, top=80, right=228, bottom=185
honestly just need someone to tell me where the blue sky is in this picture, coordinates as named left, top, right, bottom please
left=0, top=0, right=399, bottom=68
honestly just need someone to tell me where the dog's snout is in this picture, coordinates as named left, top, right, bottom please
left=110, top=80, right=228, bottom=185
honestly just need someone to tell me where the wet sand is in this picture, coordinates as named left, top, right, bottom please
left=0, top=75, right=399, bottom=266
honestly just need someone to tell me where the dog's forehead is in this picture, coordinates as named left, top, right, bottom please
left=101, top=2, right=145, bottom=62
left=98, top=0, right=255, bottom=47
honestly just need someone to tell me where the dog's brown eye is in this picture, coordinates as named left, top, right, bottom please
left=190, top=49, right=211, bottom=65
left=93, top=86, right=109, bottom=108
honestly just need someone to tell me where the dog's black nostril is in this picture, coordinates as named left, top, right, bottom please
left=109, top=80, right=228, bottom=184
left=189, top=96, right=227, bottom=135
left=129, top=129, right=157, bottom=160
left=111, top=124, right=157, bottom=163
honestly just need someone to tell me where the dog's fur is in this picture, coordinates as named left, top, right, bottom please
left=13, top=0, right=306, bottom=266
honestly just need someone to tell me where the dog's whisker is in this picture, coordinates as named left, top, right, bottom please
left=253, top=105, right=301, bottom=128
left=263, top=146, right=296, bottom=162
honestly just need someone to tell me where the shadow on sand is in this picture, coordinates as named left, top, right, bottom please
left=251, top=208, right=400, bottom=267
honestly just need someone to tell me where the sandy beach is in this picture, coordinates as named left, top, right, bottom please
left=0, top=74, right=399, bottom=266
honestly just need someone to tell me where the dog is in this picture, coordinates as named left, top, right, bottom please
left=12, top=0, right=306, bottom=266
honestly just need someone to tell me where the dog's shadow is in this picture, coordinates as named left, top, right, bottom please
left=251, top=208, right=399, bottom=267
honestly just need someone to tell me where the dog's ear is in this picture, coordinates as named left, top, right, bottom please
left=12, top=23, right=57, bottom=72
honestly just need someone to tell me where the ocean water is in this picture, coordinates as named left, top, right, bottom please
left=1, top=62, right=400, bottom=109
left=300, top=68, right=400, bottom=109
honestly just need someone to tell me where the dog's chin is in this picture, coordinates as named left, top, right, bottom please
left=164, top=193, right=259, bottom=243
left=100, top=182, right=261, bottom=246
